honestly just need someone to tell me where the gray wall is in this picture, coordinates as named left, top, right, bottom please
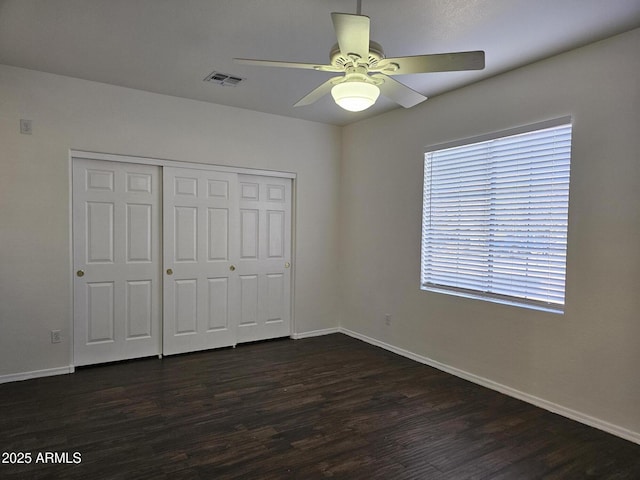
left=340, top=28, right=640, bottom=436
left=0, top=65, right=342, bottom=376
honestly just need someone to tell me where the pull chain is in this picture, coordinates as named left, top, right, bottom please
left=356, top=0, right=362, bottom=15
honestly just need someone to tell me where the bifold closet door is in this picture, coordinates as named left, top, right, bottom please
left=162, top=167, right=240, bottom=355
left=236, top=175, right=292, bottom=343
left=73, top=159, right=161, bottom=366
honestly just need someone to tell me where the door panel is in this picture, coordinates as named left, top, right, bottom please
left=73, top=159, right=161, bottom=366
left=240, top=275, right=259, bottom=327
left=240, top=209, right=259, bottom=259
left=175, top=206, right=198, bottom=261
left=236, top=175, right=292, bottom=343
left=87, top=282, right=114, bottom=343
left=267, top=210, right=284, bottom=258
left=126, top=204, right=152, bottom=262
left=86, top=202, right=114, bottom=262
left=126, top=280, right=152, bottom=338
left=207, top=278, right=229, bottom=331
left=266, top=273, right=284, bottom=324
left=174, top=279, right=198, bottom=334
left=162, top=167, right=239, bottom=355
left=208, top=208, right=228, bottom=260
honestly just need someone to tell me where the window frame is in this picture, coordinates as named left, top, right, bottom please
left=421, top=116, right=572, bottom=314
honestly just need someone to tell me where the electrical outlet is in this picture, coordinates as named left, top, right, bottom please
left=20, top=119, right=32, bottom=135
left=51, top=330, right=62, bottom=344
left=385, top=314, right=392, bottom=326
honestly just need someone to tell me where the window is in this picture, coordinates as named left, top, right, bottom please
left=421, top=118, right=572, bottom=312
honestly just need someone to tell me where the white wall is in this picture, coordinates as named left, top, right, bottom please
left=0, top=65, right=341, bottom=377
left=340, top=28, right=640, bottom=437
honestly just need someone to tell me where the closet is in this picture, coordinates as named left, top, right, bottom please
left=72, top=156, right=293, bottom=366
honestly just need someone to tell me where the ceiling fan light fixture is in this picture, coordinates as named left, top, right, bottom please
left=331, top=80, right=380, bottom=112
left=234, top=11, right=483, bottom=112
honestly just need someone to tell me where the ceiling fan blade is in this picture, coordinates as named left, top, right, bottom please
left=234, top=58, right=340, bottom=72
left=377, top=51, right=485, bottom=75
left=331, top=13, right=370, bottom=60
left=294, top=78, right=339, bottom=107
left=372, top=74, right=427, bottom=108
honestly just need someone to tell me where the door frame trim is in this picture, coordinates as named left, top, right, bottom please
left=71, top=150, right=296, bottom=178
left=69, top=150, right=298, bottom=367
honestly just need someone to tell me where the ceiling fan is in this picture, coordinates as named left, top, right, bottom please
left=234, top=2, right=485, bottom=112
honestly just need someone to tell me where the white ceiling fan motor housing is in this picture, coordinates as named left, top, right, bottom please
left=330, top=41, right=385, bottom=70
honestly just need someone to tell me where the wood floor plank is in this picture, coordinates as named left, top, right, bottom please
left=1, top=333, right=639, bottom=479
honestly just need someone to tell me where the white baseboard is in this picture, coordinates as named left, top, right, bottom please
left=291, top=327, right=340, bottom=340
left=339, top=327, right=640, bottom=446
left=0, top=366, right=75, bottom=384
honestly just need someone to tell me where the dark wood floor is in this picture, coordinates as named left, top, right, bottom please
left=1, top=334, right=638, bottom=479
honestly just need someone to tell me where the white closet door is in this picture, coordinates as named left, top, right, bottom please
left=73, top=159, right=161, bottom=366
left=236, top=175, right=292, bottom=343
left=162, top=167, right=239, bottom=355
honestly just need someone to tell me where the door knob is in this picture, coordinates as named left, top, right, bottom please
left=166, top=268, right=173, bottom=275
left=229, top=265, right=236, bottom=271
left=76, top=270, right=84, bottom=277
left=284, top=262, right=291, bottom=269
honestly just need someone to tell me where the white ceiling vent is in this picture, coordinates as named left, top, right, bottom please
left=204, top=71, right=245, bottom=86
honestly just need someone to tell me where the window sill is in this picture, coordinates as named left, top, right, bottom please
left=420, top=285, right=565, bottom=315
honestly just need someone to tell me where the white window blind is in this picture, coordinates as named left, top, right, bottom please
left=421, top=120, right=572, bottom=311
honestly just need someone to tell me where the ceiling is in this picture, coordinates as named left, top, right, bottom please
left=1, top=0, right=640, bottom=126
